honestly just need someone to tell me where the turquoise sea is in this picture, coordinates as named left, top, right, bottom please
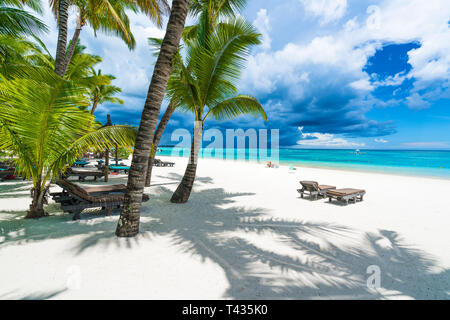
left=157, top=147, right=450, bottom=179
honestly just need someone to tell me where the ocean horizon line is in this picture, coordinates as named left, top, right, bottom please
left=158, top=146, right=450, bottom=152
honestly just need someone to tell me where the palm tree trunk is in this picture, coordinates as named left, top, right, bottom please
left=91, top=99, right=99, bottom=115
left=104, top=114, right=112, bottom=182
left=170, top=121, right=202, bottom=203
left=54, top=0, right=70, bottom=77
left=62, top=16, right=84, bottom=75
left=105, top=149, right=110, bottom=182
left=115, top=144, right=119, bottom=165
left=26, top=182, right=49, bottom=219
left=115, top=0, right=190, bottom=238
left=145, top=101, right=176, bottom=187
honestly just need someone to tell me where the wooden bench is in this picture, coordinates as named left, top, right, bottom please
left=297, top=181, right=336, bottom=200
left=62, top=167, right=105, bottom=181
left=154, top=159, right=175, bottom=167
left=51, top=180, right=149, bottom=220
left=327, top=188, right=366, bottom=205
left=0, top=168, right=16, bottom=181
left=109, top=166, right=130, bottom=174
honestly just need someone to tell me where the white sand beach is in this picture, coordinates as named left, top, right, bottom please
left=0, top=156, right=449, bottom=300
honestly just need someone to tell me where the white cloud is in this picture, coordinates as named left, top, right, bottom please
left=374, top=138, right=388, bottom=143
left=297, top=127, right=365, bottom=148
left=360, top=1, right=450, bottom=90
left=406, top=93, right=432, bottom=110
left=241, top=0, right=450, bottom=129
left=253, top=9, right=272, bottom=50
left=371, top=72, right=408, bottom=87
left=300, top=0, right=348, bottom=24
left=350, top=77, right=374, bottom=91
left=245, top=1, right=449, bottom=88
left=242, top=34, right=375, bottom=94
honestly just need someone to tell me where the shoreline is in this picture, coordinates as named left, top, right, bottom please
left=157, top=153, right=450, bottom=181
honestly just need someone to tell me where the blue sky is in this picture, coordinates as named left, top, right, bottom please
left=40, top=0, right=450, bottom=149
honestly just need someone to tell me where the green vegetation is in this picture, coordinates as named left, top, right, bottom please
left=0, top=68, right=136, bottom=218
left=0, top=1, right=137, bottom=218
left=0, top=0, right=47, bottom=37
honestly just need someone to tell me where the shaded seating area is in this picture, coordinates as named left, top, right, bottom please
left=154, top=159, right=175, bottom=167
left=0, top=167, right=16, bottom=181
left=51, top=179, right=149, bottom=220
left=62, top=167, right=105, bottom=181
left=72, top=160, right=89, bottom=167
left=327, top=188, right=366, bottom=205
left=109, top=165, right=130, bottom=174
left=297, top=181, right=336, bottom=200
left=96, top=160, right=105, bottom=169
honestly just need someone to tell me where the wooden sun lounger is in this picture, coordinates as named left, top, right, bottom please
left=297, top=181, right=336, bottom=200
left=0, top=168, right=16, bottom=181
left=109, top=166, right=130, bottom=174
left=62, top=167, right=105, bottom=181
left=327, top=188, right=366, bottom=205
left=154, top=159, right=175, bottom=167
left=51, top=179, right=149, bottom=220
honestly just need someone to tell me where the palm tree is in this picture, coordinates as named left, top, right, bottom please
left=88, top=69, right=124, bottom=115
left=115, top=0, right=190, bottom=238
left=23, top=38, right=113, bottom=99
left=144, top=99, right=176, bottom=186
left=0, top=68, right=136, bottom=218
left=52, top=0, right=169, bottom=77
left=142, top=37, right=179, bottom=187
left=143, top=0, right=249, bottom=186
left=169, top=18, right=267, bottom=203
left=185, top=0, right=248, bottom=44
left=0, top=35, right=108, bottom=87
left=0, top=0, right=47, bottom=37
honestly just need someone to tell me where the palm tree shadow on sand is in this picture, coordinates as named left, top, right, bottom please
left=72, top=182, right=449, bottom=300
left=1, top=176, right=448, bottom=299
left=138, top=187, right=449, bottom=299
left=0, top=180, right=32, bottom=199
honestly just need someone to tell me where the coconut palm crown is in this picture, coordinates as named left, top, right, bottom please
left=88, top=69, right=124, bottom=115
left=168, top=17, right=268, bottom=203
left=51, top=0, right=170, bottom=76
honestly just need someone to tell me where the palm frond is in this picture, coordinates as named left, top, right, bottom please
left=189, top=0, right=247, bottom=21
left=148, top=37, right=163, bottom=58
left=195, top=17, right=260, bottom=107
left=182, top=24, right=199, bottom=42
left=134, top=0, right=169, bottom=28
left=54, top=125, right=136, bottom=172
left=206, top=95, right=267, bottom=121
left=0, top=7, right=48, bottom=37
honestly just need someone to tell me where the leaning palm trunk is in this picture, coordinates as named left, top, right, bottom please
left=62, top=16, right=84, bottom=75
left=54, top=0, right=70, bottom=77
left=91, top=99, right=99, bottom=115
left=170, top=121, right=202, bottom=203
left=145, top=101, right=176, bottom=187
left=115, top=0, right=190, bottom=238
